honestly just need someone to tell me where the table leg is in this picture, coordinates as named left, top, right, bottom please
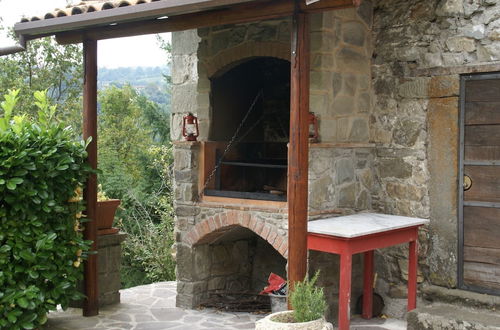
left=408, top=240, right=418, bottom=311
left=338, top=253, right=352, bottom=330
left=362, top=250, right=374, bottom=319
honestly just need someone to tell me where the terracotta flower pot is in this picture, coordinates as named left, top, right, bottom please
left=96, top=199, right=120, bottom=235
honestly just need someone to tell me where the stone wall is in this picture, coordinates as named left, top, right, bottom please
left=372, top=0, right=500, bottom=312
left=308, top=147, right=376, bottom=215
left=310, top=5, right=373, bottom=144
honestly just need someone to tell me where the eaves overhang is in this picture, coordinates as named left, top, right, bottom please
left=13, top=0, right=256, bottom=40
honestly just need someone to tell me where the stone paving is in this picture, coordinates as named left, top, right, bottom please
left=44, top=282, right=406, bottom=330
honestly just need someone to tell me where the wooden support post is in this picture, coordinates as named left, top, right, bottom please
left=82, top=38, right=99, bottom=317
left=287, top=5, right=310, bottom=304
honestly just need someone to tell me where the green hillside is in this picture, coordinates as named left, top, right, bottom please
left=98, top=66, right=170, bottom=106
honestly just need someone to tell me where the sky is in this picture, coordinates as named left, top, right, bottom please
left=0, top=0, right=170, bottom=68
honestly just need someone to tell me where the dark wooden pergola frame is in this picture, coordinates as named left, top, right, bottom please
left=11, top=0, right=360, bottom=316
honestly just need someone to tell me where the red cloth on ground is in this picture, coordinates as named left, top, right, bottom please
left=260, top=273, right=286, bottom=294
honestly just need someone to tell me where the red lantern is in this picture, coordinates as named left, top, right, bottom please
left=182, top=113, right=199, bottom=141
left=308, top=112, right=319, bottom=143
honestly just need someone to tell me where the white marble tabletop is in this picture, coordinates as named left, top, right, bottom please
left=307, top=213, right=429, bottom=238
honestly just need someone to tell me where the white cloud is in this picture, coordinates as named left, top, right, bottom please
left=0, top=0, right=171, bottom=68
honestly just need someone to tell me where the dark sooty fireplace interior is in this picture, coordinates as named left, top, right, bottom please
left=206, top=57, right=291, bottom=201
left=199, top=227, right=287, bottom=311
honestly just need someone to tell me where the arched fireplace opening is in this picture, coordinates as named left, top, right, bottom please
left=204, top=57, right=291, bottom=202
left=196, top=226, right=287, bottom=311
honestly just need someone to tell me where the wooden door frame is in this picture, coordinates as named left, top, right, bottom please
left=458, top=71, right=500, bottom=295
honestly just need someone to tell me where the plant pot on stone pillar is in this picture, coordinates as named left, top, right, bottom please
left=96, top=199, right=120, bottom=236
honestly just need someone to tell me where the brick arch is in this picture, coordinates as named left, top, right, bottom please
left=203, top=41, right=291, bottom=78
left=183, top=210, right=288, bottom=258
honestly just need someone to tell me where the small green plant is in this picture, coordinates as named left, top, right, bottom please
left=290, top=271, right=327, bottom=323
left=0, top=90, right=92, bottom=329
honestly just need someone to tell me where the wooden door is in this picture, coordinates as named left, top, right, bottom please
left=460, top=74, right=500, bottom=295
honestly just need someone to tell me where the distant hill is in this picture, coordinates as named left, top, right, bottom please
left=98, top=66, right=170, bottom=106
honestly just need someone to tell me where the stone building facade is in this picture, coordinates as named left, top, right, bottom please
left=171, top=0, right=500, bottom=321
left=372, top=0, right=500, bottom=301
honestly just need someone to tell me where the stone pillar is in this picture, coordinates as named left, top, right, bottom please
left=71, top=232, right=127, bottom=308
left=173, top=141, right=203, bottom=308
left=98, top=233, right=127, bottom=306
left=171, top=30, right=202, bottom=142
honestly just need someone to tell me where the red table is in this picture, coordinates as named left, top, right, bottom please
left=307, top=213, right=428, bottom=330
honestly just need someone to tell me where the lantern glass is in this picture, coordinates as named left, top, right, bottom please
left=309, top=122, right=315, bottom=136
left=185, top=122, right=197, bottom=135
left=308, top=112, right=319, bottom=142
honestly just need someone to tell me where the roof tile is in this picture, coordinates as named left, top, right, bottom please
left=20, top=0, right=165, bottom=23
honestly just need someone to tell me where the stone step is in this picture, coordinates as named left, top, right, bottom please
left=421, top=285, right=500, bottom=310
left=407, top=303, right=500, bottom=330
left=407, top=285, right=500, bottom=330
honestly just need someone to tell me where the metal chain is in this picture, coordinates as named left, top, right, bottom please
left=197, top=89, right=263, bottom=201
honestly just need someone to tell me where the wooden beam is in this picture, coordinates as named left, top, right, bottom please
left=287, top=7, right=309, bottom=303
left=56, top=0, right=353, bottom=44
left=82, top=38, right=99, bottom=317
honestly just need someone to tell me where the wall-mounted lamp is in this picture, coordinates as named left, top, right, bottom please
left=182, top=113, right=199, bottom=142
left=309, top=112, right=319, bottom=143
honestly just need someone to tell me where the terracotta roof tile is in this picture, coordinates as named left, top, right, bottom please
left=20, top=0, right=163, bottom=23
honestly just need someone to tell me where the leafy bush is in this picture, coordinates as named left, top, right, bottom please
left=120, top=212, right=175, bottom=287
left=290, top=271, right=327, bottom=323
left=0, top=90, right=91, bottom=329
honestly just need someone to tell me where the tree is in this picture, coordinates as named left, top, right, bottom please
left=136, top=93, right=170, bottom=144
left=97, top=84, right=175, bottom=287
left=0, top=35, right=83, bottom=131
left=98, top=85, right=154, bottom=200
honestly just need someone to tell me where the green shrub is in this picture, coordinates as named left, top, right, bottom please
left=0, top=90, right=92, bottom=329
left=290, top=271, right=327, bottom=323
left=120, top=214, right=175, bottom=287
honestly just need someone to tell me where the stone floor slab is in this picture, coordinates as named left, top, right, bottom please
left=44, top=282, right=406, bottom=330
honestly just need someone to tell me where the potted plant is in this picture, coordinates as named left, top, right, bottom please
left=96, top=185, right=120, bottom=235
left=256, top=271, right=333, bottom=330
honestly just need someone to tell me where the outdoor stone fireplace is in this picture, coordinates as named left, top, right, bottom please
left=166, top=0, right=500, bottom=324
left=172, top=6, right=375, bottom=316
